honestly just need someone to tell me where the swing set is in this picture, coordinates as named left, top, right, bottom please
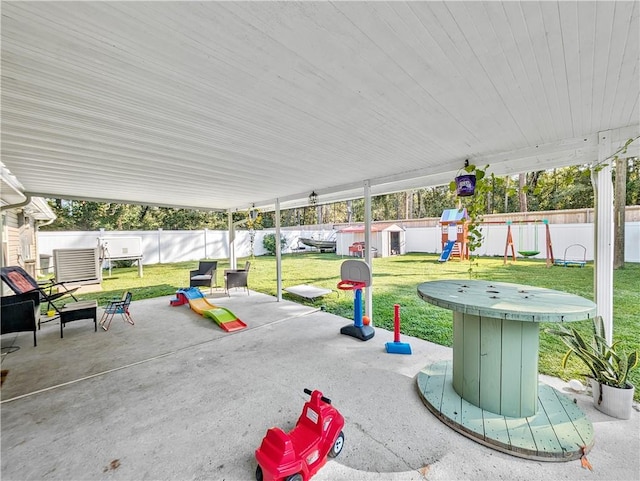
left=503, top=219, right=554, bottom=267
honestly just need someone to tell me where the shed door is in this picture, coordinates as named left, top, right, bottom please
left=390, top=232, right=400, bottom=255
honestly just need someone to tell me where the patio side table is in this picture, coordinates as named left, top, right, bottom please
left=59, top=300, right=98, bottom=338
left=418, top=279, right=596, bottom=417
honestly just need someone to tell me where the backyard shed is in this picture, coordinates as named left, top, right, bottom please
left=336, top=223, right=405, bottom=258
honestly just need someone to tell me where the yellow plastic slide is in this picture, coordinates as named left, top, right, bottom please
left=188, top=296, right=217, bottom=315
left=184, top=295, right=247, bottom=332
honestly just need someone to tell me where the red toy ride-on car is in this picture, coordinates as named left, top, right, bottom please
left=255, top=389, right=345, bottom=481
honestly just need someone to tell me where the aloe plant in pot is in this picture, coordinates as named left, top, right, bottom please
left=546, top=316, right=638, bottom=419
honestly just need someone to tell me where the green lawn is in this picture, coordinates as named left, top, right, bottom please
left=70, top=253, right=640, bottom=400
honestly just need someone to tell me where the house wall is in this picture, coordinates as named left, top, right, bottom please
left=1, top=209, right=38, bottom=276
left=1, top=211, right=17, bottom=266
left=1, top=208, right=41, bottom=298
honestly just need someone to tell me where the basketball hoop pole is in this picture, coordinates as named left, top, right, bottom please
left=337, top=273, right=374, bottom=342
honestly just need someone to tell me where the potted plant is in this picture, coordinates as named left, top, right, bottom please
left=454, top=172, right=476, bottom=196
left=546, top=316, right=638, bottom=419
left=451, top=160, right=479, bottom=197
left=448, top=162, right=490, bottom=277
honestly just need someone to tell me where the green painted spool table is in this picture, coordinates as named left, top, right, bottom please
left=416, top=279, right=597, bottom=460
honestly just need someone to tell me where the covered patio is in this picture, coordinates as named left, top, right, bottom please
left=1, top=1, right=638, bottom=338
left=1, top=290, right=638, bottom=480
left=1, top=2, right=639, bottom=479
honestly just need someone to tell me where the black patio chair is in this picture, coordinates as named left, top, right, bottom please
left=0, top=265, right=79, bottom=313
left=190, top=261, right=218, bottom=292
left=1, top=291, right=39, bottom=346
left=224, top=261, right=250, bottom=296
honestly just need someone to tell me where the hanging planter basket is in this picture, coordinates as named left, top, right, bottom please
left=455, top=174, right=476, bottom=197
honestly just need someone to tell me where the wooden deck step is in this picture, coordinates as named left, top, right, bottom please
left=416, top=360, right=594, bottom=461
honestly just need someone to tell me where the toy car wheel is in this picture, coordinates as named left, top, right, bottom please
left=255, top=465, right=263, bottom=481
left=328, top=431, right=345, bottom=458
left=285, top=474, right=303, bottom=481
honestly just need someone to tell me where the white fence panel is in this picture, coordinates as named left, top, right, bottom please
left=549, top=224, right=594, bottom=261
left=476, top=224, right=508, bottom=257
left=400, top=222, right=640, bottom=263
left=157, top=230, right=205, bottom=264
left=625, top=222, right=640, bottom=262
left=404, top=227, right=441, bottom=253
left=37, top=222, right=640, bottom=265
left=38, top=229, right=334, bottom=264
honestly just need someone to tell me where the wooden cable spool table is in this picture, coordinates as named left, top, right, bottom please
left=416, top=279, right=597, bottom=460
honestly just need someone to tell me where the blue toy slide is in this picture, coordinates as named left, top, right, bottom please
left=439, top=240, right=456, bottom=262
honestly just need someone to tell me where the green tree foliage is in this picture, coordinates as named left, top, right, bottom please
left=624, top=157, right=640, bottom=205
left=412, top=186, right=458, bottom=218
left=43, top=200, right=227, bottom=231
left=43, top=162, right=638, bottom=231
left=531, top=166, right=594, bottom=211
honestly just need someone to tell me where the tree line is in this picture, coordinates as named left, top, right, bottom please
left=43, top=160, right=639, bottom=232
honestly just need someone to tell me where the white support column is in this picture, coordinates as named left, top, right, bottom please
left=228, top=210, right=236, bottom=270
left=275, top=198, right=282, bottom=302
left=594, top=131, right=614, bottom=345
left=157, top=228, right=162, bottom=264
left=364, top=180, right=373, bottom=323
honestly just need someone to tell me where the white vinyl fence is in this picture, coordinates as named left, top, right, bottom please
left=402, top=222, right=640, bottom=263
left=38, top=222, right=640, bottom=266
left=37, top=228, right=336, bottom=265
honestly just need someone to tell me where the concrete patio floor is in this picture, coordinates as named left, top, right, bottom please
left=1, top=290, right=638, bottom=481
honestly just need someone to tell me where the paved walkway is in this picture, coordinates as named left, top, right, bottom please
left=1, top=291, right=638, bottom=480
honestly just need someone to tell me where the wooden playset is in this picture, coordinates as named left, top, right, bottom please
left=439, top=208, right=469, bottom=262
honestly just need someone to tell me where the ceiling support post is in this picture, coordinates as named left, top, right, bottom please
left=593, top=130, right=614, bottom=345
left=275, top=198, right=282, bottom=302
left=228, top=210, right=236, bottom=270
left=364, top=180, right=373, bottom=324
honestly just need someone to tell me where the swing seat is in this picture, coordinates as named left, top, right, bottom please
left=516, top=221, right=542, bottom=258
left=554, top=244, right=587, bottom=267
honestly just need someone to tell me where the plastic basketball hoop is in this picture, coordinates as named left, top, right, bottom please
left=336, top=260, right=374, bottom=341
left=337, top=280, right=366, bottom=291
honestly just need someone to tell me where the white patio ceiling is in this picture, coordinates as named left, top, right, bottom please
left=1, top=1, right=639, bottom=213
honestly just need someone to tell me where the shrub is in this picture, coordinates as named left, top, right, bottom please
left=263, top=233, right=286, bottom=255
left=111, top=259, right=135, bottom=268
